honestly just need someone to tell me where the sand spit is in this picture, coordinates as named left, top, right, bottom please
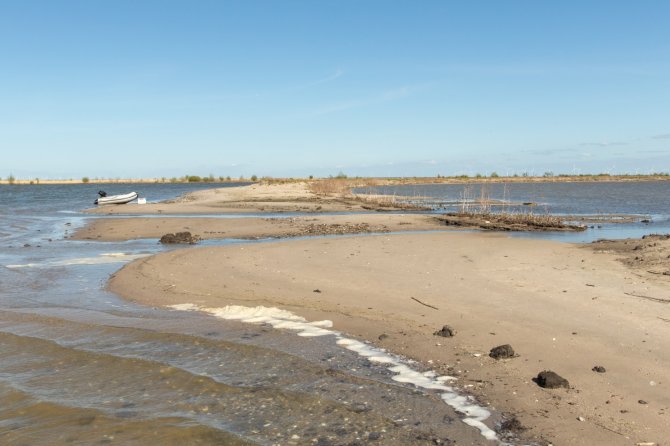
left=76, top=183, right=670, bottom=444
left=72, top=213, right=447, bottom=242
left=108, top=232, right=670, bottom=445
left=84, top=182, right=425, bottom=215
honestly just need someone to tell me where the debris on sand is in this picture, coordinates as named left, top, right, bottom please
left=591, top=234, right=670, bottom=272
left=499, top=416, right=525, bottom=433
left=592, top=365, right=606, bottom=373
left=534, top=370, right=570, bottom=389
left=438, top=212, right=586, bottom=232
left=489, top=344, right=516, bottom=359
left=286, top=220, right=389, bottom=236
left=159, top=231, right=201, bottom=244
left=433, top=325, right=456, bottom=337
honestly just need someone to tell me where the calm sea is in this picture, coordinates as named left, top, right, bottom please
left=0, top=183, right=493, bottom=446
left=355, top=180, right=670, bottom=242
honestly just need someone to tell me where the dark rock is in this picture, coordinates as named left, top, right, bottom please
left=489, top=344, right=515, bottom=359
left=159, top=231, right=200, bottom=244
left=378, top=333, right=389, bottom=341
left=592, top=365, right=606, bottom=373
left=351, top=403, right=370, bottom=413
left=313, top=289, right=322, bottom=293
left=534, top=370, right=569, bottom=389
left=433, top=325, right=455, bottom=337
left=368, top=432, right=382, bottom=441
left=638, top=399, right=648, bottom=405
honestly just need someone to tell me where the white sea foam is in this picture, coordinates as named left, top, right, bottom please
left=170, top=303, right=499, bottom=442
left=6, top=252, right=148, bottom=268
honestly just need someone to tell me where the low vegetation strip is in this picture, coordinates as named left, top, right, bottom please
left=438, top=212, right=586, bottom=232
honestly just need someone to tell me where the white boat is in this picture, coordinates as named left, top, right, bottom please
left=94, top=191, right=138, bottom=205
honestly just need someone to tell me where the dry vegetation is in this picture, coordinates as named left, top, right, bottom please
left=309, top=178, right=353, bottom=195
left=461, top=211, right=572, bottom=228
left=308, top=178, right=429, bottom=210
left=308, top=178, right=387, bottom=195
left=439, top=211, right=585, bottom=232
left=351, top=194, right=429, bottom=210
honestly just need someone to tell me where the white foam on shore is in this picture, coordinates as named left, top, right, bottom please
left=170, top=303, right=499, bottom=442
left=6, top=252, right=148, bottom=268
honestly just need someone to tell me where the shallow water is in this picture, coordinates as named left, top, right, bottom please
left=355, top=181, right=670, bottom=242
left=0, top=184, right=495, bottom=445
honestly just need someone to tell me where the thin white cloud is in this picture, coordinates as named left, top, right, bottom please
left=439, top=62, right=658, bottom=77
left=300, top=69, right=344, bottom=89
left=652, top=133, right=670, bottom=140
left=312, top=83, right=428, bottom=116
left=579, top=141, right=628, bottom=147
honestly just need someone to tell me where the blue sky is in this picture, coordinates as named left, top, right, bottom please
left=1, top=1, right=669, bottom=179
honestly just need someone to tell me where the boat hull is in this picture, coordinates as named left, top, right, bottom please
left=95, top=192, right=138, bottom=205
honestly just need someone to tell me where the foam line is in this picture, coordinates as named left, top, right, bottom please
left=5, top=252, right=148, bottom=268
left=170, top=303, right=499, bottom=442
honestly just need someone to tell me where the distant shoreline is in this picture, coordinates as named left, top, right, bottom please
left=1, top=173, right=670, bottom=185
left=0, top=178, right=246, bottom=185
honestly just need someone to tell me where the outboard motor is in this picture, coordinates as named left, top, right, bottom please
left=98, top=190, right=107, bottom=197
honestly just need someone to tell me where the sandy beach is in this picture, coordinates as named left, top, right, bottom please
left=77, top=183, right=670, bottom=445
left=73, top=213, right=447, bottom=242
left=83, top=181, right=424, bottom=215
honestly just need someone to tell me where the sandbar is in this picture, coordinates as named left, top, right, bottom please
left=77, top=183, right=670, bottom=445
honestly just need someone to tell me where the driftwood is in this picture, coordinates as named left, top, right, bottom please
left=624, top=292, right=670, bottom=304
left=410, top=297, right=439, bottom=310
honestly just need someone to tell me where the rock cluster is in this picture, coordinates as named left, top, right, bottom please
left=298, top=223, right=385, bottom=236
left=159, top=231, right=201, bottom=244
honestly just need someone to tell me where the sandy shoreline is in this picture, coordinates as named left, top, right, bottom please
left=72, top=214, right=448, bottom=242
left=3, top=173, right=670, bottom=185
left=75, top=183, right=670, bottom=445
left=83, top=181, right=424, bottom=215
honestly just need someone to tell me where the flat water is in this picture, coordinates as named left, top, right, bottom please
left=0, top=184, right=493, bottom=445
left=355, top=181, right=670, bottom=242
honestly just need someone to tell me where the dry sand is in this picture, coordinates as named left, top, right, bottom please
left=78, top=183, right=670, bottom=445
left=84, top=182, right=421, bottom=215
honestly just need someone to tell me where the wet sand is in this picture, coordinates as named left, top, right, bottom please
left=78, top=183, right=670, bottom=445
left=73, top=213, right=447, bottom=241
